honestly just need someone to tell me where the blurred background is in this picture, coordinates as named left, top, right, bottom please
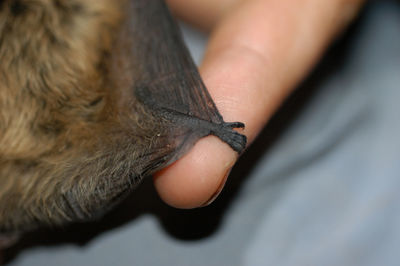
left=3, top=0, right=400, bottom=265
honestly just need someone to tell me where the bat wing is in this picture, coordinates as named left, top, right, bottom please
left=127, top=0, right=224, bottom=123
left=110, top=0, right=246, bottom=162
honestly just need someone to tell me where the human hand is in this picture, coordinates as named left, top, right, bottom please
left=155, top=0, right=365, bottom=208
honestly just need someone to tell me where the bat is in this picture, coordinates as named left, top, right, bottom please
left=0, top=0, right=246, bottom=235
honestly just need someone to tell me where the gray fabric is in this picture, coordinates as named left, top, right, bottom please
left=5, top=0, right=400, bottom=265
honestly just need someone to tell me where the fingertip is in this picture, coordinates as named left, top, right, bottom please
left=153, top=136, right=237, bottom=209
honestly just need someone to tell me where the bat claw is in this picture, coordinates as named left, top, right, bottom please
left=225, top=122, right=245, bottom=129
left=209, top=122, right=247, bottom=154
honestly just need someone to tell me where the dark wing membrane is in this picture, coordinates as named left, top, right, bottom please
left=124, top=0, right=224, bottom=124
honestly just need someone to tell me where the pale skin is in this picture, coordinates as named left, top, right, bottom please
left=155, top=0, right=366, bottom=208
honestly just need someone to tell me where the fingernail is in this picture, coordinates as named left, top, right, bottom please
left=200, top=168, right=231, bottom=207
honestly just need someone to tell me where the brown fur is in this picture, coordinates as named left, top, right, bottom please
left=0, top=0, right=167, bottom=232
